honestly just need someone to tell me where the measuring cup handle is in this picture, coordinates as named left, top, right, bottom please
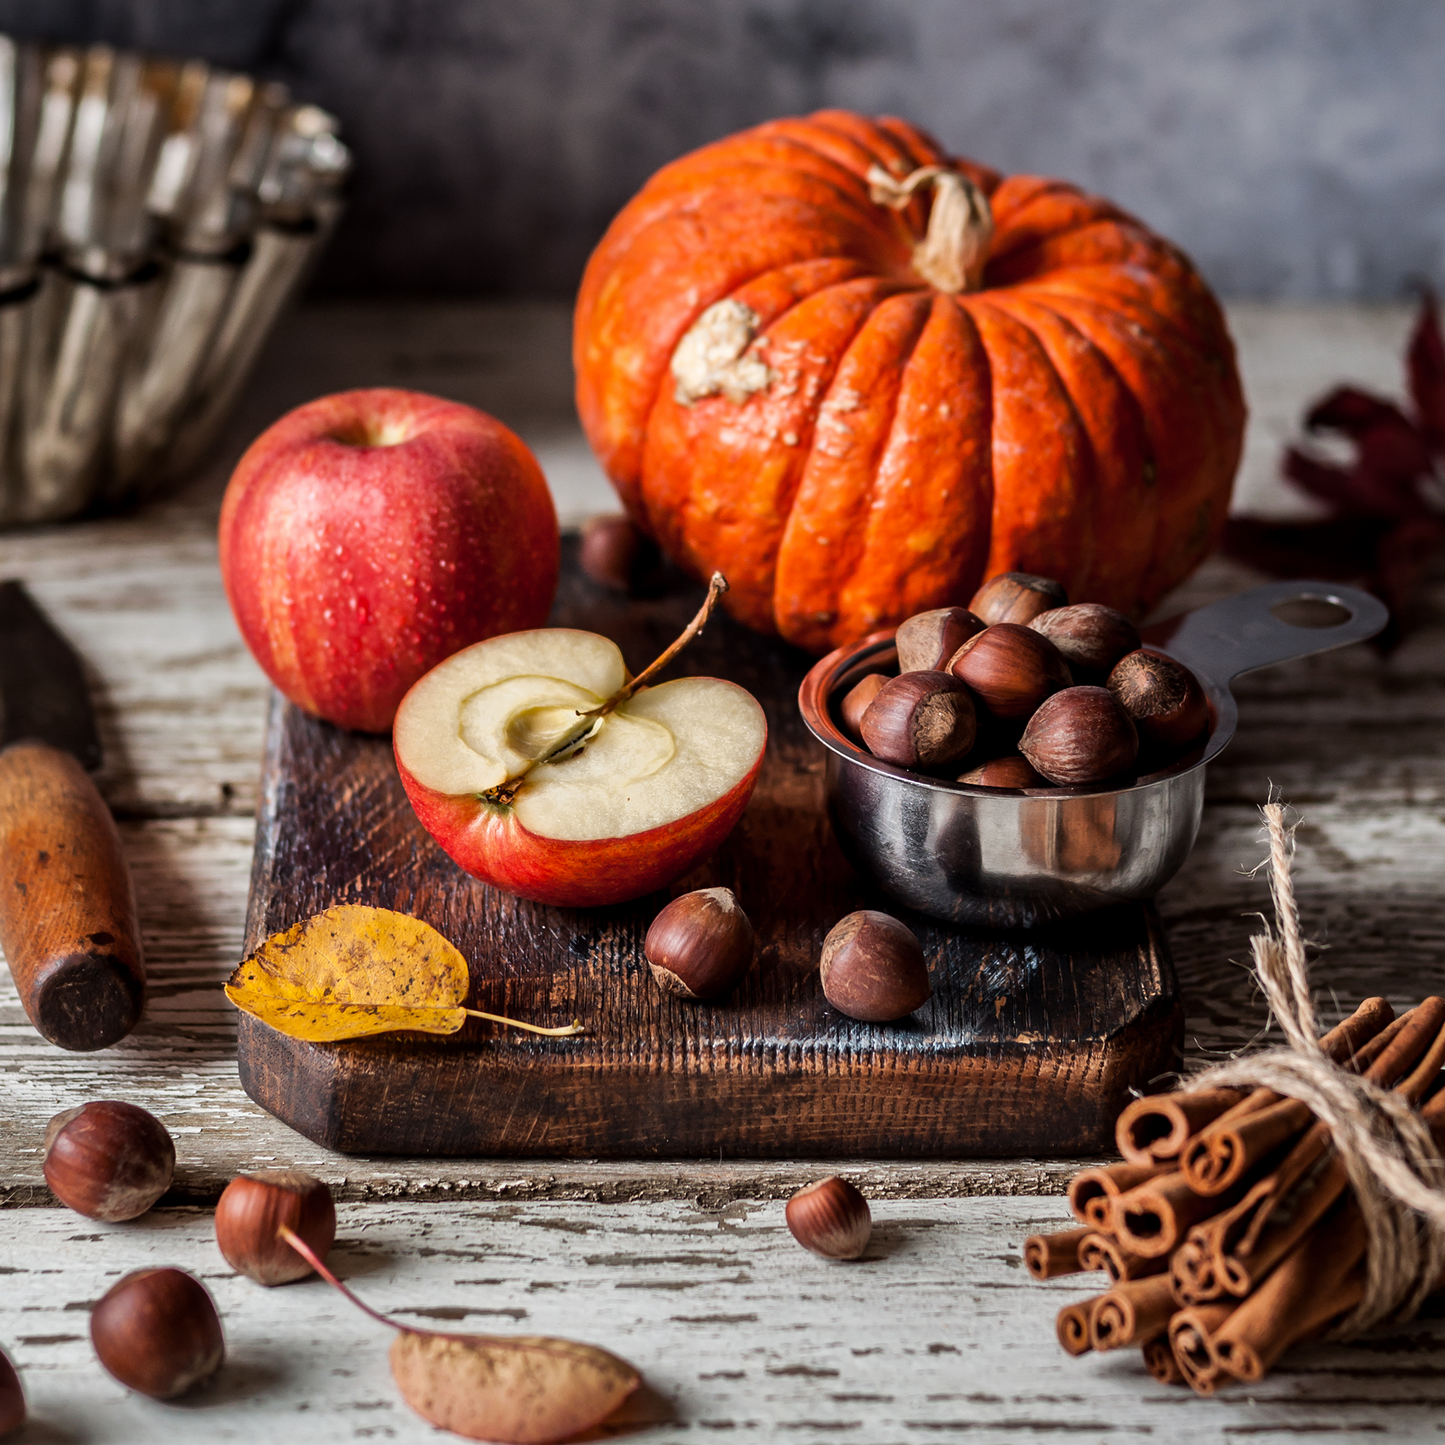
left=1144, top=580, right=1389, bottom=684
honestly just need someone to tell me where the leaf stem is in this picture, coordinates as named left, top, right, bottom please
left=461, top=1009, right=585, bottom=1037
left=279, top=1000, right=585, bottom=1037
left=278, top=1226, right=401, bottom=1333
left=578, top=571, right=729, bottom=720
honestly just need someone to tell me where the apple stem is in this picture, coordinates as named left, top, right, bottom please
left=461, top=1009, right=585, bottom=1037
left=580, top=571, right=729, bottom=719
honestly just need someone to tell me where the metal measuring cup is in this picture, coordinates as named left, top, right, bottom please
left=798, top=581, right=1388, bottom=928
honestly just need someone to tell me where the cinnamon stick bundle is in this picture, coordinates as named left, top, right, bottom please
left=1029, top=986, right=1445, bottom=1394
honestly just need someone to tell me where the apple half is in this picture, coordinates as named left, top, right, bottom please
left=394, top=629, right=767, bottom=908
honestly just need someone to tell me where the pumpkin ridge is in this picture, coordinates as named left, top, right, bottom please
left=830, top=290, right=937, bottom=591
left=834, top=292, right=995, bottom=632
left=615, top=154, right=909, bottom=256
left=772, top=290, right=935, bottom=647
left=1023, top=287, right=1237, bottom=610
left=986, top=186, right=1134, bottom=267
left=748, top=120, right=935, bottom=245
left=984, top=176, right=1079, bottom=229
left=644, top=275, right=906, bottom=632
left=984, top=290, right=1156, bottom=610
left=986, top=219, right=1172, bottom=288
left=642, top=269, right=914, bottom=538
left=1023, top=267, right=1238, bottom=382
left=964, top=296, right=1097, bottom=598
left=800, top=111, right=943, bottom=238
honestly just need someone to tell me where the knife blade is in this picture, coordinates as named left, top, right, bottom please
left=0, top=579, right=144, bottom=1050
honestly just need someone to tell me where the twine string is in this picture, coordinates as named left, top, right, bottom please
left=1191, top=801, right=1445, bottom=1334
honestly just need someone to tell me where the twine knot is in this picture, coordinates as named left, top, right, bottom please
left=1192, top=801, right=1445, bottom=1333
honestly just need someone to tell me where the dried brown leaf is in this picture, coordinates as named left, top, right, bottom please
left=390, top=1330, right=640, bottom=1444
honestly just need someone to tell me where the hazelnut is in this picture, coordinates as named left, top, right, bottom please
left=1019, top=686, right=1139, bottom=785
left=579, top=514, right=662, bottom=594
left=215, top=1169, right=337, bottom=1286
left=645, top=887, right=755, bottom=1000
left=43, top=1100, right=174, bottom=1222
left=0, top=1348, right=23, bottom=1437
left=969, top=571, right=1067, bottom=626
left=90, top=1267, right=225, bottom=1400
left=839, top=672, right=888, bottom=739
left=949, top=623, right=1072, bottom=719
left=894, top=606, right=985, bottom=674
left=785, top=1177, right=872, bottom=1260
left=956, top=753, right=1051, bottom=789
left=820, top=910, right=931, bottom=1023
left=1028, top=603, right=1140, bottom=677
left=1108, top=649, right=1209, bottom=750
left=859, top=671, right=976, bottom=769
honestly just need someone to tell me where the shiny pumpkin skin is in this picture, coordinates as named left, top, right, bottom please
left=574, top=110, right=1245, bottom=654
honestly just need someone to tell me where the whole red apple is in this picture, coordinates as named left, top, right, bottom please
left=219, top=388, right=558, bottom=733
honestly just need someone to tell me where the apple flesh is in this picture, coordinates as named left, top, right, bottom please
left=219, top=388, right=559, bottom=734
left=394, top=630, right=767, bottom=907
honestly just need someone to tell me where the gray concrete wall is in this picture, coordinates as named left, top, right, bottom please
left=2, top=0, right=1441, bottom=299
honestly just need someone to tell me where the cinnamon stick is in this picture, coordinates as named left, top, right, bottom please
left=1024, top=1226, right=1091, bottom=1280
left=1079, top=1231, right=1168, bottom=1284
left=1067, top=1159, right=1171, bottom=1230
left=1115, top=1088, right=1243, bottom=1166
left=1112, top=1171, right=1248, bottom=1260
left=1178, top=997, right=1396, bottom=1196
left=1167, top=1301, right=1236, bottom=1396
left=1055, top=1298, right=1097, bottom=1357
left=1168, top=1230, right=1221, bottom=1305
left=1089, top=1273, right=1177, bottom=1351
left=1141, top=1334, right=1185, bottom=1386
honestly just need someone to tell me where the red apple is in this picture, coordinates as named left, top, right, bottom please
left=393, top=628, right=766, bottom=907
left=219, top=388, right=559, bottom=733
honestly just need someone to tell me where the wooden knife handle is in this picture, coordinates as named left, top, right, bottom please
left=0, top=741, right=144, bottom=1050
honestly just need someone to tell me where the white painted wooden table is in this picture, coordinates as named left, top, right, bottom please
left=2, top=301, right=1443, bottom=1442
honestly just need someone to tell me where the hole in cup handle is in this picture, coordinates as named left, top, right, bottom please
left=1269, top=594, right=1354, bottom=630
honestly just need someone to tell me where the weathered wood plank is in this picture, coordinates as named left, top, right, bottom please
left=2, top=1198, right=1440, bottom=1443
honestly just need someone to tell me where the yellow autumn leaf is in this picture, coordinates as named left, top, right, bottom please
left=224, top=904, right=583, bottom=1043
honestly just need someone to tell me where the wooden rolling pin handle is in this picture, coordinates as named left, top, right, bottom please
left=0, top=741, right=144, bottom=1050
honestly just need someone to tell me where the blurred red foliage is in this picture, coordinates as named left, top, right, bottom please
left=1223, top=290, right=1445, bottom=650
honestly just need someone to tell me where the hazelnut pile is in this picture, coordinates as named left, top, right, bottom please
left=841, top=572, right=1209, bottom=789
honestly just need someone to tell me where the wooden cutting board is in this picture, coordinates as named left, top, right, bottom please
left=237, top=543, right=1182, bottom=1158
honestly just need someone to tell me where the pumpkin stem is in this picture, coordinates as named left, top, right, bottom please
left=867, top=164, right=993, bottom=294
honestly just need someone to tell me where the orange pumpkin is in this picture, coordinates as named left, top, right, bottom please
left=574, top=109, right=1246, bottom=654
